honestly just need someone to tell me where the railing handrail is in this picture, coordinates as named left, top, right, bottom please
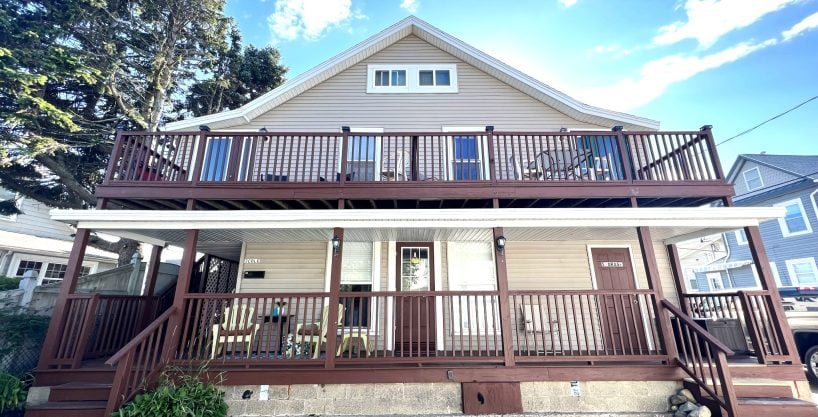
left=661, top=300, right=734, bottom=355
left=106, top=306, right=176, bottom=366
left=116, top=129, right=709, bottom=136
left=179, top=289, right=659, bottom=299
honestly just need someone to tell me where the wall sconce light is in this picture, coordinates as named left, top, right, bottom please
left=495, top=235, right=506, bottom=252
left=331, top=235, right=342, bottom=255
left=198, top=125, right=211, bottom=132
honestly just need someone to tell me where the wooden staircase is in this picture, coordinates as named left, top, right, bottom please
left=25, top=368, right=114, bottom=417
left=685, top=379, right=818, bottom=417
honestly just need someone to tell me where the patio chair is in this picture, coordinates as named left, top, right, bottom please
left=509, top=153, right=548, bottom=180
left=289, top=303, right=345, bottom=359
left=520, top=304, right=558, bottom=333
left=210, top=304, right=260, bottom=359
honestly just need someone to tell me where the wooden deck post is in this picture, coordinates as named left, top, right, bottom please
left=493, top=227, right=516, bottom=367
left=636, top=226, right=678, bottom=361
left=38, top=228, right=91, bottom=370
left=324, top=227, right=344, bottom=368
left=666, top=244, right=689, bottom=314
left=743, top=225, right=800, bottom=362
left=162, top=229, right=199, bottom=361
left=141, top=245, right=164, bottom=326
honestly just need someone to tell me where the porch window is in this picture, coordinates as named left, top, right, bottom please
left=201, top=137, right=231, bottom=181
left=785, top=258, right=818, bottom=286
left=775, top=198, right=811, bottom=237
left=346, top=136, right=380, bottom=181
left=340, top=242, right=375, bottom=326
left=447, top=242, right=498, bottom=334
left=15, top=260, right=42, bottom=278
left=450, top=136, right=484, bottom=180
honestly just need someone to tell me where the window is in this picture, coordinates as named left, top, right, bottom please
left=706, top=272, right=724, bottom=291
left=367, top=64, right=458, bottom=93
left=734, top=229, right=748, bottom=245
left=786, top=258, right=818, bottom=286
left=0, top=189, right=19, bottom=221
left=80, top=266, right=92, bottom=276
left=742, top=167, right=763, bottom=191
left=200, top=137, right=231, bottom=181
left=340, top=242, right=375, bottom=326
left=43, top=263, right=68, bottom=283
left=451, top=136, right=484, bottom=180
left=774, top=198, right=812, bottom=237
left=447, top=242, right=498, bottom=334
left=575, top=135, right=624, bottom=180
left=15, top=260, right=42, bottom=278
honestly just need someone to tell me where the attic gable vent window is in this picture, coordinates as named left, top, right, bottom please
left=367, top=64, right=458, bottom=93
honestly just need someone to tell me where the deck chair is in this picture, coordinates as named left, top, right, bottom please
left=509, top=152, right=549, bottom=180
left=210, top=304, right=260, bottom=359
left=521, top=304, right=558, bottom=333
left=289, top=303, right=345, bottom=359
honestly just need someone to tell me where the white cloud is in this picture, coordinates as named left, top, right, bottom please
left=782, top=11, right=818, bottom=40
left=558, top=0, right=578, bottom=7
left=268, top=0, right=365, bottom=42
left=400, top=0, right=419, bottom=13
left=578, top=38, right=777, bottom=111
left=653, top=0, right=798, bottom=47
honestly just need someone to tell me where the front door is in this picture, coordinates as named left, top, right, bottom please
left=395, top=242, right=436, bottom=356
left=590, top=247, right=648, bottom=354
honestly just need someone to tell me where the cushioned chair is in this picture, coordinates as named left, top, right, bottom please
left=289, top=303, right=345, bottom=359
left=210, top=304, right=260, bottom=359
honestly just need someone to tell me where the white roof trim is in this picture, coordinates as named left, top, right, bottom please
left=164, top=16, right=659, bottom=132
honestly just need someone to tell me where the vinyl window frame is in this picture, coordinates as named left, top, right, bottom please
left=774, top=197, right=812, bottom=237
left=785, top=257, right=818, bottom=286
left=367, top=64, right=458, bottom=94
left=742, top=167, right=763, bottom=191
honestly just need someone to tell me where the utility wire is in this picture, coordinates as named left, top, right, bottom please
left=717, top=95, right=818, bottom=146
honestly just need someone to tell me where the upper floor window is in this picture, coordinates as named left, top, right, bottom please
left=367, top=64, right=458, bottom=93
left=0, top=189, right=19, bottom=221
left=742, top=167, right=763, bottom=191
left=774, top=198, right=812, bottom=237
left=785, top=257, right=818, bottom=286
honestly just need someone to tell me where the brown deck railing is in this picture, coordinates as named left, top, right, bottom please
left=41, top=294, right=155, bottom=369
left=103, top=129, right=723, bottom=186
left=682, top=291, right=791, bottom=363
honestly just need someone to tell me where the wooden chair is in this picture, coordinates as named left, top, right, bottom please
left=210, top=304, right=260, bottom=359
left=289, top=303, right=345, bottom=359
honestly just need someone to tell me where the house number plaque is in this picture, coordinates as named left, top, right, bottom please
left=244, top=258, right=261, bottom=264
left=600, top=261, right=624, bottom=268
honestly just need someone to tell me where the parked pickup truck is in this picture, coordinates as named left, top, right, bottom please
left=783, top=292, right=818, bottom=380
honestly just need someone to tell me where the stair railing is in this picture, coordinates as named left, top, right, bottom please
left=104, top=306, right=176, bottom=415
left=661, top=300, right=738, bottom=417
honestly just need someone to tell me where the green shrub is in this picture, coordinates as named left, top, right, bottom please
left=0, top=371, right=27, bottom=413
left=0, top=277, right=20, bottom=292
left=113, top=368, right=227, bottom=417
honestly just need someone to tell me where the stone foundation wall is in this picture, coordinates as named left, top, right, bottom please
left=223, top=380, right=680, bottom=416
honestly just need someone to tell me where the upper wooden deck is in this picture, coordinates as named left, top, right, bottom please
left=96, top=127, right=733, bottom=210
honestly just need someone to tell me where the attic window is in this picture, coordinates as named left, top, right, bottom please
left=367, top=64, right=458, bottom=93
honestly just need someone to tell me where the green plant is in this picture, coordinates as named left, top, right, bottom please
left=113, top=367, right=227, bottom=417
left=0, top=277, right=20, bottom=292
left=0, top=371, right=27, bottom=413
left=0, top=310, right=49, bottom=375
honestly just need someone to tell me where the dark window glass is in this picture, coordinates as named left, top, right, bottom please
left=419, top=70, right=434, bottom=86
left=452, top=135, right=481, bottom=180
left=375, top=70, right=389, bottom=86
left=435, top=70, right=450, bottom=86
left=391, top=70, right=406, bottom=86
left=340, top=284, right=371, bottom=326
left=44, top=263, right=68, bottom=279
left=15, top=261, right=42, bottom=277
left=201, top=137, right=231, bottom=181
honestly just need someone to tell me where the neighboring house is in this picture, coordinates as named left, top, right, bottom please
left=26, top=17, right=815, bottom=417
left=676, top=234, right=727, bottom=292
left=0, top=188, right=117, bottom=285
left=692, top=154, right=818, bottom=292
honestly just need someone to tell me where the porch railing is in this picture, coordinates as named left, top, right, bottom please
left=681, top=291, right=792, bottom=363
left=103, top=129, right=723, bottom=186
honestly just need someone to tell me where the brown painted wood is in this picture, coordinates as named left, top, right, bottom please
left=162, top=229, right=199, bottom=362
left=666, top=244, right=688, bottom=314
left=462, top=382, right=523, bottom=414
left=636, top=226, right=678, bottom=361
left=591, top=247, right=646, bottom=354
left=324, top=227, right=344, bottom=368
left=395, top=242, right=436, bottom=355
left=493, top=227, right=516, bottom=366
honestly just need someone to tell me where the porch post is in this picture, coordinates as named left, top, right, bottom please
left=37, top=228, right=90, bottom=369
left=162, top=229, right=199, bottom=361
left=324, top=227, right=344, bottom=369
left=636, top=226, right=678, bottom=361
left=666, top=244, right=689, bottom=314
left=493, top=227, right=516, bottom=367
left=141, top=245, right=164, bottom=326
left=743, top=225, right=800, bottom=362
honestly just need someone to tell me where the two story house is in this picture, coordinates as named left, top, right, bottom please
left=691, top=154, right=818, bottom=292
left=25, top=17, right=817, bottom=417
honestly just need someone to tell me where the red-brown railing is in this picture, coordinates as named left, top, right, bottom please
left=662, top=300, right=738, bottom=417
left=105, top=307, right=175, bottom=415
left=509, top=290, right=665, bottom=360
left=103, top=129, right=723, bottom=186
left=682, top=291, right=791, bottom=362
left=43, top=294, right=154, bottom=368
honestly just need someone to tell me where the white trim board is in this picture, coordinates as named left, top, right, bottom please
left=162, top=16, right=658, bottom=131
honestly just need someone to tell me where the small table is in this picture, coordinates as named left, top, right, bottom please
left=258, top=314, right=294, bottom=355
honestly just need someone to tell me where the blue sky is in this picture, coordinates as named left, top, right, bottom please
left=225, top=0, right=818, bottom=168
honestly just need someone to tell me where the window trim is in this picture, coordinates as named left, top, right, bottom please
left=770, top=261, right=783, bottom=287
left=8, top=253, right=99, bottom=285
left=446, top=241, right=497, bottom=335
left=366, top=64, right=458, bottom=94
left=774, top=197, right=813, bottom=237
left=734, top=229, right=748, bottom=245
left=742, top=167, right=763, bottom=191
left=338, top=127, right=383, bottom=182
left=442, top=127, right=489, bottom=181
left=785, top=257, right=818, bottom=287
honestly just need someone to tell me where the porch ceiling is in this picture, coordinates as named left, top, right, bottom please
left=51, top=207, right=783, bottom=257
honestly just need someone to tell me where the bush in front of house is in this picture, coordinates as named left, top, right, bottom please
left=113, top=369, right=227, bottom=417
left=0, top=371, right=28, bottom=415
left=0, top=309, right=49, bottom=376
left=0, top=277, right=20, bottom=292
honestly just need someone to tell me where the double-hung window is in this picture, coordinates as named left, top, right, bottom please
left=785, top=258, right=818, bottom=286
left=774, top=198, right=812, bottom=237
left=742, top=167, right=763, bottom=191
left=450, top=136, right=484, bottom=180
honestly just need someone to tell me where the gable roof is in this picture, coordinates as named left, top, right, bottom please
left=164, top=16, right=659, bottom=131
left=726, top=154, right=818, bottom=183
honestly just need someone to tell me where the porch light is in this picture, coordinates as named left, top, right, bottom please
left=495, top=235, right=507, bottom=252
left=331, top=235, right=342, bottom=255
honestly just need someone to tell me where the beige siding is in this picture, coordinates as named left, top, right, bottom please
left=237, top=35, right=605, bottom=132
left=1, top=195, right=75, bottom=241
left=238, top=242, right=327, bottom=293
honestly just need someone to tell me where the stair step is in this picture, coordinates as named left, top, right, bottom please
left=734, top=384, right=794, bottom=398
left=736, top=397, right=818, bottom=417
left=25, top=400, right=106, bottom=417
left=49, top=382, right=112, bottom=402
left=33, top=368, right=115, bottom=386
